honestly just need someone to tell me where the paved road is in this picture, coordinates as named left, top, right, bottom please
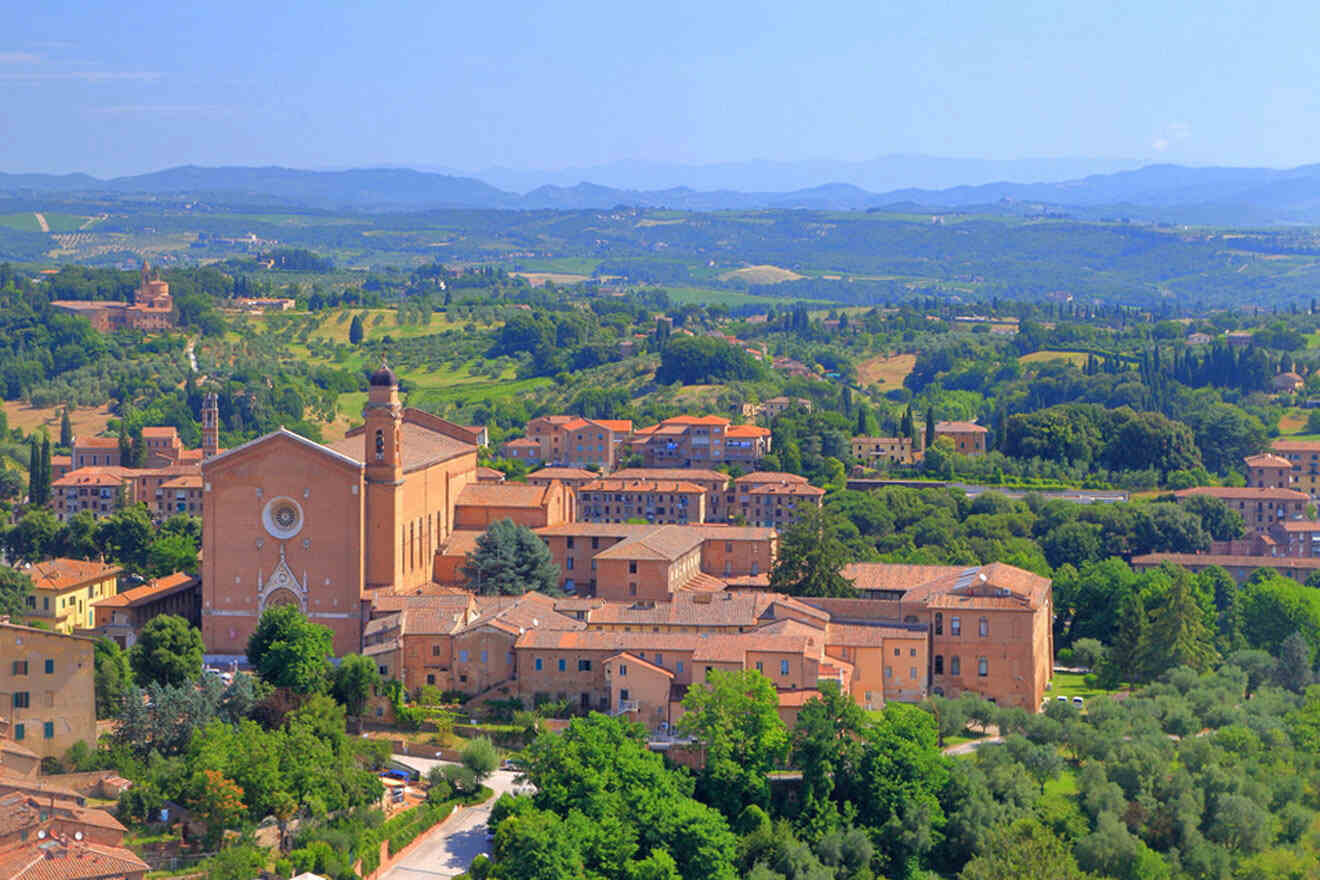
left=378, top=760, right=528, bottom=880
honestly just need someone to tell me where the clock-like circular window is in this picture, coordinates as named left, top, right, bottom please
left=262, top=497, right=304, bottom=540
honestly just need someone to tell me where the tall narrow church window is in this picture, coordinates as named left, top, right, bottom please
left=375, top=430, right=385, bottom=462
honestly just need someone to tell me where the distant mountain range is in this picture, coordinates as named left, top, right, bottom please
left=5, top=160, right=1320, bottom=224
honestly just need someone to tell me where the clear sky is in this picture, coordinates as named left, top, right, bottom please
left=4, top=0, right=1319, bottom=178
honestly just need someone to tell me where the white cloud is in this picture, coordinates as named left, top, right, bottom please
left=1152, top=137, right=1169, bottom=152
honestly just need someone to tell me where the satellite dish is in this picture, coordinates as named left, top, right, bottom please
left=37, top=830, right=46, bottom=839
left=74, top=832, right=83, bottom=841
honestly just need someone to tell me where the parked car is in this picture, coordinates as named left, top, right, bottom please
left=1072, top=696, right=1084, bottom=705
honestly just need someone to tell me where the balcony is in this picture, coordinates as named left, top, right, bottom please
left=612, top=699, right=639, bottom=715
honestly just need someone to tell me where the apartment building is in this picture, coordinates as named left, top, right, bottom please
left=51, top=467, right=134, bottom=521
left=1173, top=486, right=1311, bottom=535
left=851, top=436, right=917, bottom=467
left=577, top=477, right=708, bottom=524
left=1270, top=439, right=1320, bottom=498
left=934, top=421, right=989, bottom=456
left=1245, top=453, right=1292, bottom=489
left=819, top=561, right=1054, bottom=711
left=610, top=468, right=730, bottom=519
left=725, top=472, right=825, bottom=529
left=535, top=522, right=776, bottom=597
left=0, top=618, right=97, bottom=759
left=505, top=415, right=634, bottom=470
left=23, top=559, right=122, bottom=634
left=632, top=416, right=771, bottom=468
left=452, top=480, right=574, bottom=530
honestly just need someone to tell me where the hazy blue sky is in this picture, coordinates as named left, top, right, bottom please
left=5, top=0, right=1319, bottom=177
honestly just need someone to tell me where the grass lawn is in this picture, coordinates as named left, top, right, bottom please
left=1018, top=350, right=1091, bottom=368
left=1049, top=671, right=1124, bottom=704
left=1041, top=768, right=1078, bottom=797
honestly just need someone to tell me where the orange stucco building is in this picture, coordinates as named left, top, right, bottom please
left=201, top=367, right=480, bottom=658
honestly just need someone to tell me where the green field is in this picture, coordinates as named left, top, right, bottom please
left=507, top=256, right=600, bottom=275
left=662, top=285, right=830, bottom=308
left=0, top=213, right=43, bottom=232
left=1049, top=671, right=1124, bottom=705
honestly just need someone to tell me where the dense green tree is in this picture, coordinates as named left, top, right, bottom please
left=146, top=531, right=200, bottom=577
left=56, top=510, right=100, bottom=559
left=1178, top=494, right=1245, bottom=540
left=6, top=507, right=59, bottom=562
left=959, top=817, right=1096, bottom=880
left=462, top=518, right=561, bottom=595
left=93, top=504, right=156, bottom=571
left=247, top=604, right=333, bottom=693
left=679, top=669, right=788, bottom=817
left=461, top=736, right=500, bottom=785
left=1138, top=570, right=1220, bottom=677
left=129, top=614, right=204, bottom=687
left=331, top=653, right=380, bottom=729
left=348, top=313, right=365, bottom=344
left=93, top=636, right=133, bottom=718
left=0, top=564, right=34, bottom=617
left=769, top=507, right=857, bottom=598
left=1240, top=574, right=1320, bottom=659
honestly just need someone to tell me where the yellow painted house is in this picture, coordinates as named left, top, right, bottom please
left=23, top=558, right=122, bottom=634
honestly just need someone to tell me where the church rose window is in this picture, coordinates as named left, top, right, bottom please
left=262, top=497, right=304, bottom=540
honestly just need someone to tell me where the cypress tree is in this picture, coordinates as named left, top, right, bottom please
left=59, top=408, right=73, bottom=448
left=40, top=436, right=50, bottom=504
left=27, top=436, right=41, bottom=504
left=925, top=408, right=936, bottom=450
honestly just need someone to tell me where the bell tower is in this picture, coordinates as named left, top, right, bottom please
left=363, top=363, right=404, bottom=591
left=201, top=392, right=220, bottom=459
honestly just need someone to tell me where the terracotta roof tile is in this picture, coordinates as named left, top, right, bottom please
left=527, top=467, right=596, bottom=481
left=92, top=572, right=196, bottom=608
left=1244, top=453, right=1293, bottom=468
left=725, top=424, right=770, bottom=438
left=1132, top=552, right=1320, bottom=570
left=935, top=421, right=988, bottom=433
left=27, top=559, right=122, bottom=593
left=611, top=468, right=730, bottom=484
left=327, top=421, right=474, bottom=473
left=1173, top=486, right=1310, bottom=501
left=733, top=472, right=809, bottom=485
left=455, top=482, right=549, bottom=508
left=580, top=478, right=707, bottom=494
left=51, top=467, right=133, bottom=489
left=604, top=651, right=673, bottom=678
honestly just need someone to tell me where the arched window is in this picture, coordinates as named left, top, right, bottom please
left=375, top=429, right=385, bottom=462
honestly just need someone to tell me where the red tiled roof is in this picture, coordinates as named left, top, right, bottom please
left=1244, top=453, right=1292, bottom=468
left=935, top=421, right=988, bottom=434
left=841, top=563, right=964, bottom=593
left=27, top=559, right=122, bottom=593
left=725, top=424, right=771, bottom=438
left=604, top=652, right=674, bottom=678
left=456, top=482, right=550, bottom=508
left=1271, top=439, right=1320, bottom=453
left=1132, top=553, right=1320, bottom=570
left=580, top=478, right=707, bottom=494
left=73, top=437, right=118, bottom=449
left=611, top=468, right=730, bottom=484
left=746, top=483, right=825, bottom=497
left=1173, top=486, right=1310, bottom=501
left=92, top=572, right=196, bottom=609
left=141, top=426, right=178, bottom=439
left=327, top=422, right=474, bottom=473
left=51, top=467, right=132, bottom=488
left=733, top=472, right=808, bottom=485
left=527, top=467, right=596, bottom=481
left=662, top=415, right=731, bottom=427
left=502, top=437, right=540, bottom=448
left=596, top=420, right=633, bottom=433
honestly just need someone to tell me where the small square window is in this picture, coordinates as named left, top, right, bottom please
left=44, top=659, right=54, bottom=674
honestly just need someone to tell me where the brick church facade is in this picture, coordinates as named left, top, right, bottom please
left=201, top=366, right=482, bottom=657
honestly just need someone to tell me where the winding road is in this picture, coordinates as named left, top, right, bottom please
left=378, top=759, right=529, bottom=880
